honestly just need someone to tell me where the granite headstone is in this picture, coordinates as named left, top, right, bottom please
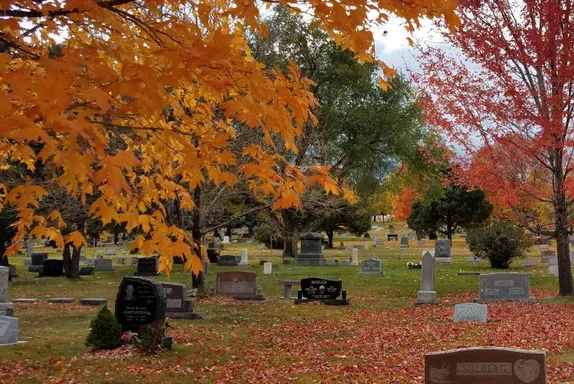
left=425, top=347, right=546, bottom=384
left=478, top=273, right=535, bottom=303
left=453, top=303, right=487, bottom=323
left=359, top=259, right=382, bottom=274
left=115, top=277, right=166, bottom=331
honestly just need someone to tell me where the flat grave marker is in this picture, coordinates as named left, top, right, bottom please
left=453, top=303, right=487, bottom=323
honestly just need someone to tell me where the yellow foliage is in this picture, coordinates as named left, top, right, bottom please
left=0, top=0, right=459, bottom=273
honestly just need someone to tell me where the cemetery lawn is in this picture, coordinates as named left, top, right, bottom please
left=4, top=237, right=574, bottom=383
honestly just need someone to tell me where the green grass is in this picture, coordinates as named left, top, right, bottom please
left=2, top=227, right=573, bottom=383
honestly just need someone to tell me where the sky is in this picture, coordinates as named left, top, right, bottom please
left=372, top=18, right=444, bottom=76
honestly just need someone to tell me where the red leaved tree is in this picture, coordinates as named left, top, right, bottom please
left=417, top=0, right=574, bottom=295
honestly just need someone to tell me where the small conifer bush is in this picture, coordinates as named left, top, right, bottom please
left=85, top=305, right=122, bottom=350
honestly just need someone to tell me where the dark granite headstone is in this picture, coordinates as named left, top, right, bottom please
left=296, top=232, right=324, bottom=265
left=136, top=257, right=158, bottom=276
left=173, top=256, right=185, bottom=265
left=425, top=347, right=546, bottom=384
left=40, top=260, right=64, bottom=277
left=31, top=253, right=48, bottom=266
left=79, top=267, right=95, bottom=276
left=300, top=278, right=342, bottom=300
left=217, top=255, right=238, bottom=266
left=435, top=239, right=451, bottom=258
left=206, top=246, right=220, bottom=263
left=115, top=277, right=166, bottom=331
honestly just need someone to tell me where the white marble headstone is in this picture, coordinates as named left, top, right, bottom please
left=263, top=262, right=272, bottom=275
left=351, top=249, right=359, bottom=265
left=239, top=249, right=248, bottom=265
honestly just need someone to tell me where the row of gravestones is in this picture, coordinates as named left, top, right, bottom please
left=417, top=251, right=536, bottom=305
left=24, top=254, right=164, bottom=277
left=2, top=265, right=547, bottom=382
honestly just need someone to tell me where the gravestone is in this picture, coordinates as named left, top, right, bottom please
left=31, top=253, right=48, bottom=266
left=214, top=271, right=264, bottom=300
left=29, top=253, right=48, bottom=273
left=105, top=247, right=116, bottom=256
left=524, top=259, right=537, bottom=267
left=435, top=239, right=451, bottom=258
left=115, top=277, right=166, bottom=331
left=95, top=258, right=114, bottom=272
left=541, top=250, right=555, bottom=263
left=136, top=257, right=158, bottom=276
left=351, top=249, right=359, bottom=265
left=416, top=251, right=437, bottom=305
left=400, top=236, right=409, bottom=248
left=549, top=265, right=558, bottom=276
left=0, top=316, right=20, bottom=345
left=0, top=267, right=14, bottom=316
left=239, top=249, right=248, bottom=265
left=295, top=277, right=348, bottom=305
left=466, top=257, right=480, bottom=263
left=325, top=259, right=338, bottom=265
left=358, top=259, right=381, bottom=274
left=161, top=282, right=201, bottom=320
left=206, top=247, right=220, bottom=263
left=547, top=257, right=558, bottom=266
left=79, top=267, right=95, bottom=276
left=387, top=234, right=398, bottom=241
left=40, top=259, right=64, bottom=277
left=453, top=303, right=487, bottom=323
left=263, top=262, right=272, bottom=275
left=217, top=255, right=239, bottom=267
left=296, top=232, right=324, bottom=265
left=8, top=265, right=17, bottom=280
left=222, top=236, right=230, bottom=244
left=478, top=273, right=535, bottom=303
left=80, top=298, right=107, bottom=306
left=425, top=347, right=546, bottom=384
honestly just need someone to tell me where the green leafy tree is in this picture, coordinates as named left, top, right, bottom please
left=407, top=185, right=493, bottom=242
left=315, top=202, right=372, bottom=248
left=466, top=220, right=531, bottom=269
left=252, top=7, right=428, bottom=257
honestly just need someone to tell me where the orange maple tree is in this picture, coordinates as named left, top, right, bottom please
left=0, top=0, right=460, bottom=275
left=417, top=0, right=574, bottom=294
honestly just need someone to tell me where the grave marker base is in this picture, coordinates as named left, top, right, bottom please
left=415, top=291, right=437, bottom=306
left=294, top=289, right=349, bottom=305
left=165, top=312, right=203, bottom=320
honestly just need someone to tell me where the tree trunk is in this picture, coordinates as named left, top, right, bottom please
left=326, top=229, right=334, bottom=249
left=555, top=179, right=573, bottom=295
left=63, top=243, right=81, bottom=279
left=191, top=185, right=204, bottom=292
left=283, top=234, right=298, bottom=258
